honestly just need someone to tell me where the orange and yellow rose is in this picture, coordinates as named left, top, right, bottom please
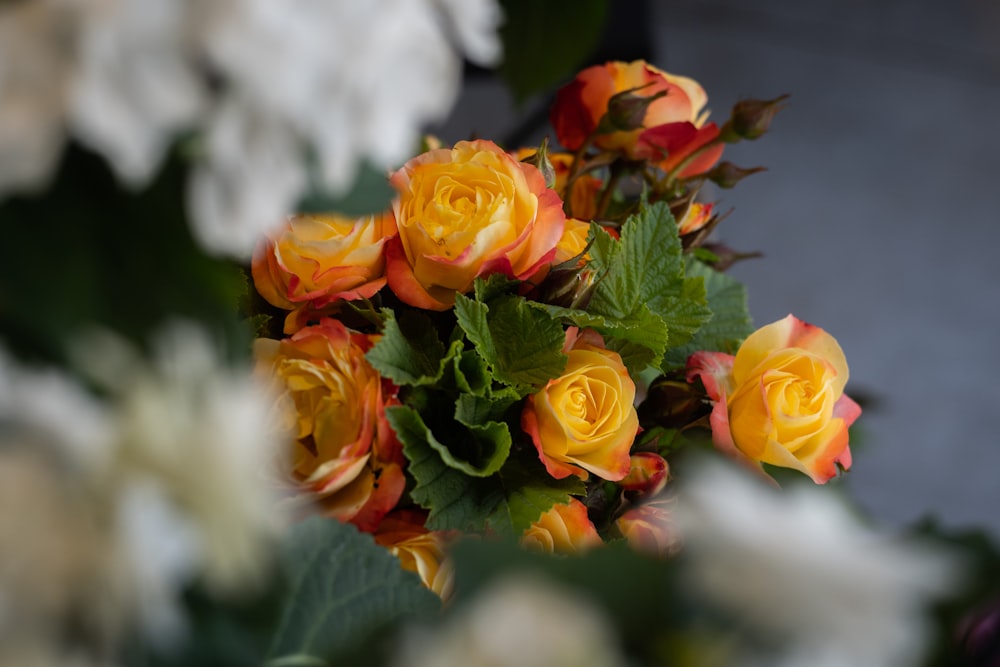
left=550, top=60, right=723, bottom=179
left=521, top=498, right=602, bottom=554
left=515, top=148, right=603, bottom=221
left=386, top=139, right=566, bottom=310
left=252, top=212, right=395, bottom=332
left=686, top=314, right=862, bottom=484
left=522, top=328, right=637, bottom=481
left=616, top=499, right=679, bottom=558
left=254, top=318, right=404, bottom=530
left=375, top=510, right=455, bottom=599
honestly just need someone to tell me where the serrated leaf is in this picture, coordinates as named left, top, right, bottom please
left=398, top=420, right=584, bottom=537
left=473, top=274, right=520, bottom=302
left=660, top=259, right=754, bottom=369
left=366, top=310, right=446, bottom=386
left=529, top=301, right=612, bottom=329
left=455, top=293, right=567, bottom=389
left=586, top=202, right=712, bottom=364
left=657, top=274, right=711, bottom=349
left=485, top=459, right=586, bottom=535
left=387, top=405, right=510, bottom=478
left=266, top=517, right=439, bottom=663
left=455, top=393, right=520, bottom=425
left=452, top=349, right=491, bottom=395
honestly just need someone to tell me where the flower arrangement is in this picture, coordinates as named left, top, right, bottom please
left=247, top=57, right=860, bottom=583
left=0, top=3, right=997, bottom=666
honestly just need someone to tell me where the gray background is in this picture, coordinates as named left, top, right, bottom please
left=437, top=0, right=1000, bottom=536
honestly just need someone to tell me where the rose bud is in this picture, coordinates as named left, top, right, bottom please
left=726, top=94, right=790, bottom=140
left=620, top=452, right=670, bottom=498
left=705, top=161, right=767, bottom=189
left=598, top=84, right=667, bottom=133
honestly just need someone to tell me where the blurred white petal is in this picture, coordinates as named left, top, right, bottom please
left=70, top=0, right=205, bottom=185
left=0, top=0, right=77, bottom=197
left=187, top=99, right=306, bottom=257
left=395, top=573, right=626, bottom=667
left=434, top=0, right=504, bottom=66
left=675, top=460, right=961, bottom=667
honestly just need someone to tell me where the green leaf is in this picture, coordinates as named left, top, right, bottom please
left=455, top=392, right=520, bottom=425
left=660, top=258, right=754, bottom=369
left=387, top=405, right=510, bottom=478
left=365, top=310, right=447, bottom=386
left=485, top=459, right=586, bottom=536
left=474, top=273, right=521, bottom=302
left=497, top=0, right=609, bottom=103
left=266, top=517, right=439, bottom=663
left=452, top=349, right=491, bottom=395
left=297, top=163, right=394, bottom=217
left=398, top=419, right=584, bottom=537
left=585, top=202, right=712, bottom=364
left=455, top=293, right=567, bottom=390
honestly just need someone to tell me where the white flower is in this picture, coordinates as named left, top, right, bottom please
left=0, top=0, right=503, bottom=258
left=192, top=0, right=504, bottom=258
left=69, top=0, right=205, bottom=186
left=92, top=321, right=286, bottom=594
left=394, top=573, right=626, bottom=667
left=0, top=0, right=79, bottom=198
left=674, top=460, right=960, bottom=667
left=0, top=322, right=287, bottom=652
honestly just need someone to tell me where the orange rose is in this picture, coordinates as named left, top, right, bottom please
left=521, top=498, right=602, bottom=554
left=616, top=499, right=679, bottom=558
left=677, top=202, right=714, bottom=236
left=686, top=315, right=862, bottom=484
left=515, top=148, right=602, bottom=221
left=521, top=328, right=637, bottom=481
left=252, top=212, right=395, bottom=332
left=254, top=318, right=404, bottom=530
left=375, top=510, right=455, bottom=599
left=386, top=140, right=565, bottom=310
left=550, top=60, right=723, bottom=178
left=553, top=217, right=592, bottom=265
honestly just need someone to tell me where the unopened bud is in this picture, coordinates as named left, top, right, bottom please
left=728, top=94, right=789, bottom=140
left=638, top=374, right=708, bottom=428
left=535, top=262, right=598, bottom=310
left=621, top=452, right=670, bottom=498
left=520, top=138, right=557, bottom=189
left=706, top=161, right=767, bottom=188
left=597, top=84, right=667, bottom=134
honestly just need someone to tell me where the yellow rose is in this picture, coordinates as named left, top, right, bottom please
left=254, top=318, right=404, bottom=530
left=521, top=328, right=637, bottom=481
left=686, top=314, right=862, bottom=484
left=386, top=139, right=566, bottom=310
left=615, top=499, right=679, bottom=558
left=553, top=217, right=592, bottom=265
left=521, top=499, right=602, bottom=554
left=251, top=212, right=395, bottom=333
left=375, top=510, right=455, bottom=600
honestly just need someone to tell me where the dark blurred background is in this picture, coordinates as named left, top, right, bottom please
left=437, top=0, right=1000, bottom=535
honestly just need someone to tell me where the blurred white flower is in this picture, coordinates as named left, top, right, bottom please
left=0, top=322, right=287, bottom=654
left=0, top=0, right=503, bottom=257
left=88, top=321, right=286, bottom=595
left=192, top=0, right=503, bottom=257
left=674, top=460, right=960, bottom=667
left=70, top=0, right=205, bottom=186
left=394, top=573, right=626, bottom=667
left=0, top=0, right=78, bottom=198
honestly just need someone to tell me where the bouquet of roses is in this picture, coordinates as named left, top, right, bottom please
left=247, top=59, right=860, bottom=599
